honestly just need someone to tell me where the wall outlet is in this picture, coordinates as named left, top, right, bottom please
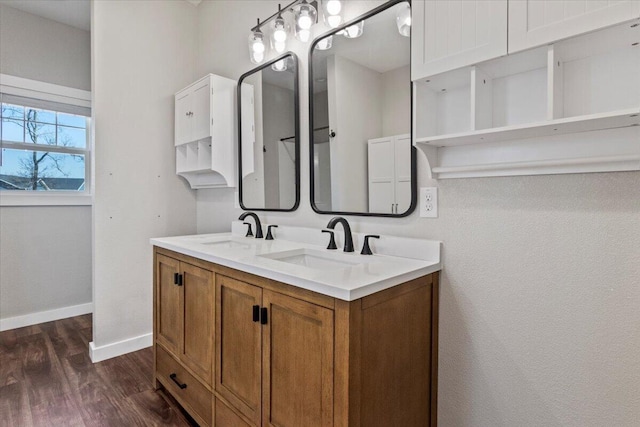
left=419, top=187, right=438, bottom=218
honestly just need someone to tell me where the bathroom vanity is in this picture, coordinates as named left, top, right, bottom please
left=151, top=225, right=441, bottom=427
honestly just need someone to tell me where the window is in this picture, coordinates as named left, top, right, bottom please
left=1, top=95, right=90, bottom=193
left=0, top=75, right=92, bottom=206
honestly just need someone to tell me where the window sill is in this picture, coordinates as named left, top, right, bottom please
left=0, top=192, right=93, bottom=207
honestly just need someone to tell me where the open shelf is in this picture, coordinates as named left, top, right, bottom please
left=416, top=108, right=640, bottom=147
left=413, top=19, right=640, bottom=179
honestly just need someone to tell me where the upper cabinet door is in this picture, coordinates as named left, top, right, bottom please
left=190, top=80, right=212, bottom=142
left=508, top=0, right=640, bottom=53
left=411, top=0, right=508, bottom=80
left=175, top=92, right=191, bottom=146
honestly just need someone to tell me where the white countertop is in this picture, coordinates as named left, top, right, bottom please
left=151, top=224, right=441, bottom=301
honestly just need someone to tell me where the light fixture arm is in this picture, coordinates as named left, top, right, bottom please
left=250, top=0, right=317, bottom=32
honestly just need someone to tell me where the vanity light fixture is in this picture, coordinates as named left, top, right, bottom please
left=250, top=0, right=348, bottom=64
left=248, top=19, right=267, bottom=64
left=396, top=2, right=411, bottom=37
left=321, top=0, right=343, bottom=28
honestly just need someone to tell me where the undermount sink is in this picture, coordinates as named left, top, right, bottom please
left=259, top=248, right=365, bottom=270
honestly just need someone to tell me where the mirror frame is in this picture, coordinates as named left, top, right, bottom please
left=237, top=51, right=301, bottom=212
left=308, top=0, right=416, bottom=218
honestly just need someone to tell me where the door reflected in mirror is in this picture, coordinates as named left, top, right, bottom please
left=239, top=53, right=299, bottom=211
left=310, top=0, right=413, bottom=216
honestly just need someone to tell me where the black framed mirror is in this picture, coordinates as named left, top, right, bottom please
left=238, top=52, right=300, bottom=211
left=309, top=0, right=416, bottom=217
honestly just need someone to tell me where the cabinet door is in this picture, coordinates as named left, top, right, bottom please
left=262, top=291, right=334, bottom=427
left=156, top=254, right=182, bottom=356
left=191, top=80, right=212, bottom=142
left=411, top=0, right=508, bottom=80
left=175, top=91, right=191, bottom=146
left=216, top=276, right=262, bottom=426
left=509, top=0, right=640, bottom=53
left=368, top=138, right=395, bottom=213
left=181, top=262, right=214, bottom=386
left=394, top=136, right=412, bottom=214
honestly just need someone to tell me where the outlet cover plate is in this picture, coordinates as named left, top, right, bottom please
left=420, top=187, right=438, bottom=218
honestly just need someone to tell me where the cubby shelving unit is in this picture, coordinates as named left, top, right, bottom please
left=174, top=74, right=237, bottom=189
left=414, top=20, right=640, bottom=179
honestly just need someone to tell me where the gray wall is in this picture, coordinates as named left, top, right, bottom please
left=195, top=1, right=640, bottom=425
left=91, top=0, right=197, bottom=351
left=0, top=5, right=92, bottom=323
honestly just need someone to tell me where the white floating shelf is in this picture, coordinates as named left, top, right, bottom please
left=416, top=108, right=640, bottom=147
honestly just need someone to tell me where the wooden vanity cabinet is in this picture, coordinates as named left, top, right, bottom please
left=154, top=252, right=214, bottom=426
left=154, top=247, right=439, bottom=427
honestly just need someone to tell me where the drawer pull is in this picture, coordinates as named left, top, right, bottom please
left=170, top=373, right=187, bottom=389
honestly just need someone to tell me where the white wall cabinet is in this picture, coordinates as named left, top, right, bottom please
left=412, top=3, right=640, bottom=179
left=411, top=0, right=508, bottom=81
left=175, top=74, right=237, bottom=189
left=508, top=0, right=640, bottom=53
left=368, top=135, right=411, bottom=214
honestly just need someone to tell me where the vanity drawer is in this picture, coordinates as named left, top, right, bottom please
left=156, top=346, right=212, bottom=427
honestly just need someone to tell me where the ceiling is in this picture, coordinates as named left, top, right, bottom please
left=0, top=0, right=91, bottom=31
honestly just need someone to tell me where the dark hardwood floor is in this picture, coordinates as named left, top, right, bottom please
left=0, top=314, right=197, bottom=427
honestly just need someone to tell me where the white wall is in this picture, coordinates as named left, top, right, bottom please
left=91, top=0, right=197, bottom=359
left=0, top=4, right=91, bottom=91
left=194, top=1, right=640, bottom=425
left=0, top=4, right=92, bottom=327
left=381, top=65, right=410, bottom=136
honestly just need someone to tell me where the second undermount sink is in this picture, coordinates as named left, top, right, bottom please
left=259, top=248, right=365, bottom=270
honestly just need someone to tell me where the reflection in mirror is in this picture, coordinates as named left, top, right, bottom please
left=310, top=0, right=413, bottom=216
left=239, top=53, right=299, bottom=211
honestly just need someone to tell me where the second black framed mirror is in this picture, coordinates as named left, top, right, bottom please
left=309, top=0, right=416, bottom=217
left=238, top=52, right=300, bottom=211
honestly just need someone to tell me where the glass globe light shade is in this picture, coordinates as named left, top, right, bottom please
left=271, top=59, right=287, bottom=72
left=248, top=29, right=266, bottom=64
left=322, top=0, right=343, bottom=28
left=396, top=3, right=411, bottom=37
left=294, top=0, right=317, bottom=41
left=316, top=35, right=333, bottom=50
left=342, top=21, right=364, bottom=39
left=271, top=15, right=289, bottom=53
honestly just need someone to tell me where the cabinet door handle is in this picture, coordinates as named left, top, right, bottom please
left=253, top=305, right=260, bottom=322
left=176, top=273, right=183, bottom=286
left=169, top=373, right=187, bottom=389
left=260, top=307, right=268, bottom=325
left=174, top=273, right=179, bottom=285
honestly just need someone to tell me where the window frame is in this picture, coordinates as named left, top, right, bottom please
left=0, top=74, right=92, bottom=206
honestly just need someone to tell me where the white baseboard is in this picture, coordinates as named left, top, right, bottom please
left=89, top=333, right=153, bottom=363
left=0, top=302, right=93, bottom=332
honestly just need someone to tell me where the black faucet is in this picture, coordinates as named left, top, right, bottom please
left=239, top=212, right=263, bottom=238
left=326, top=217, right=354, bottom=252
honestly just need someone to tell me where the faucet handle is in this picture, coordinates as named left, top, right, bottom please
left=266, top=225, right=278, bottom=240
left=321, top=230, right=338, bottom=250
left=360, top=235, right=380, bottom=255
left=243, top=222, right=254, bottom=237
